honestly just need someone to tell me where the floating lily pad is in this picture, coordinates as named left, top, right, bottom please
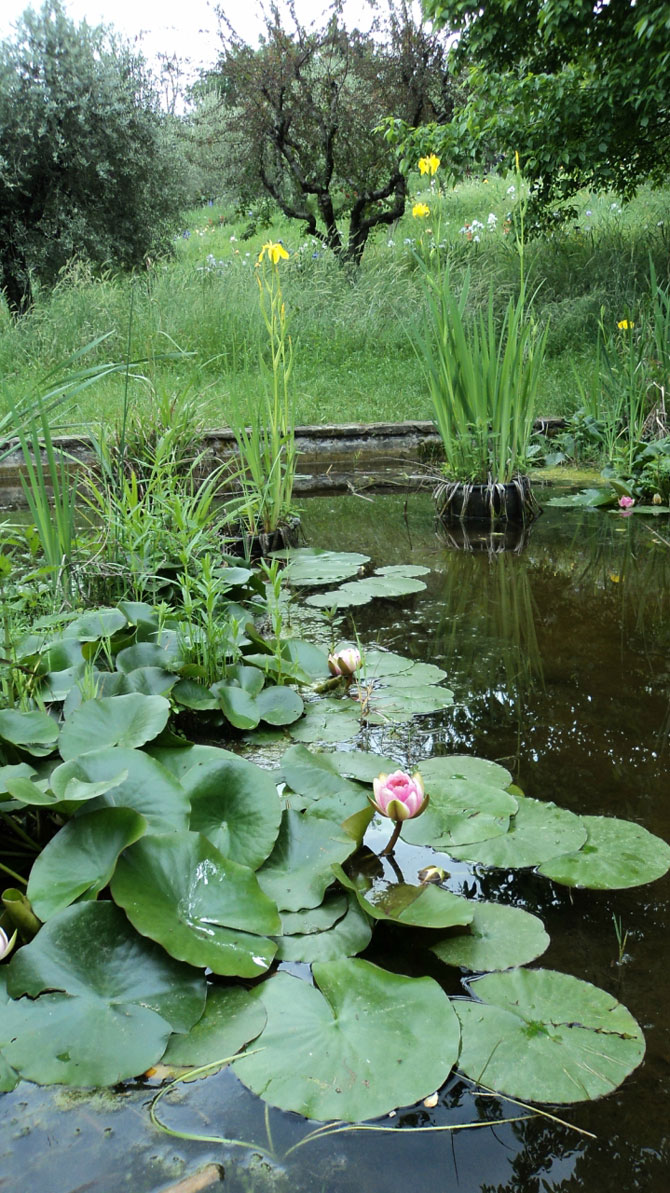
left=52, top=747, right=190, bottom=832
left=257, top=810, right=358, bottom=912
left=336, top=868, right=473, bottom=930
left=150, top=743, right=242, bottom=780
left=233, top=959, right=460, bottom=1122
left=182, top=756, right=282, bottom=870
left=402, top=776, right=517, bottom=851
left=276, top=548, right=369, bottom=587
left=449, top=797, right=587, bottom=868
left=417, top=754, right=514, bottom=790
left=455, top=968, right=645, bottom=1103
left=288, top=700, right=362, bottom=744
left=280, top=893, right=349, bottom=936
left=431, top=902, right=549, bottom=971
left=58, top=693, right=171, bottom=760
left=326, top=749, right=402, bottom=783
left=538, top=815, right=670, bottom=889
left=162, top=985, right=267, bottom=1069
left=27, top=807, right=148, bottom=920
left=63, top=608, right=129, bottom=639
left=0, top=708, right=58, bottom=755
left=111, top=832, right=280, bottom=978
left=274, top=893, right=372, bottom=963
left=3, top=902, right=206, bottom=1086
left=306, top=566, right=428, bottom=609
left=280, top=745, right=370, bottom=824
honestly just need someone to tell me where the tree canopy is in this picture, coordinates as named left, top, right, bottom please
left=206, top=0, right=457, bottom=261
left=416, top=0, right=670, bottom=215
left=0, top=1, right=187, bottom=312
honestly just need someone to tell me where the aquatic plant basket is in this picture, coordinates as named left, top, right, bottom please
left=433, top=475, right=541, bottom=525
left=227, top=515, right=302, bottom=560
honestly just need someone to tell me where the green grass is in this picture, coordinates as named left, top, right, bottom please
left=1, top=174, right=669, bottom=434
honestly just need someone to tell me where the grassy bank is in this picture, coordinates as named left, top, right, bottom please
left=1, top=174, right=668, bottom=433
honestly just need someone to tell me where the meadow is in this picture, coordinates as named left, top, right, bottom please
left=0, top=172, right=669, bottom=436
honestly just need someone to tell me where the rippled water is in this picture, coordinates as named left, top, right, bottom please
left=2, top=492, right=669, bottom=1193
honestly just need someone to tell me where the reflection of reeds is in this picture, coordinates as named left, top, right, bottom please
left=433, top=551, right=544, bottom=708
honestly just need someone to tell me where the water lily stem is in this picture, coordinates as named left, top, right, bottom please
left=380, top=820, right=403, bottom=856
left=0, top=860, right=27, bottom=885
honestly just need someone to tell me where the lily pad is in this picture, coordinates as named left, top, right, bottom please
left=27, top=807, right=148, bottom=920
left=336, top=868, right=473, bottom=930
left=431, top=902, right=549, bottom=971
left=280, top=893, right=349, bottom=936
left=277, top=548, right=369, bottom=587
left=274, top=893, right=372, bottom=963
left=182, top=755, right=282, bottom=869
left=0, top=708, right=59, bottom=755
left=402, top=777, right=517, bottom=851
left=233, top=959, right=460, bottom=1122
left=257, top=810, right=358, bottom=911
left=449, top=797, right=588, bottom=868
left=3, top=902, right=206, bottom=1086
left=280, top=745, right=370, bottom=824
left=326, top=749, right=402, bottom=783
left=162, top=985, right=267, bottom=1069
left=288, top=700, right=362, bottom=745
left=111, top=831, right=280, bottom=977
left=58, top=693, right=171, bottom=760
left=417, top=754, right=514, bottom=790
left=537, top=815, right=670, bottom=888
left=306, top=566, right=428, bottom=609
left=52, top=748, right=190, bottom=832
left=455, top=967, right=645, bottom=1103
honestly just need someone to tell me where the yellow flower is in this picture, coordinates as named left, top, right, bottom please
left=418, top=153, right=440, bottom=176
left=258, top=241, right=289, bottom=265
left=515, top=150, right=520, bottom=172
left=412, top=203, right=430, bottom=218
left=617, top=318, right=634, bottom=329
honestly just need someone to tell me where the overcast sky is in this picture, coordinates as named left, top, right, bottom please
left=0, top=1, right=378, bottom=75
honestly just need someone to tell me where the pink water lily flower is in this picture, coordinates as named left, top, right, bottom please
left=328, top=647, right=361, bottom=678
left=618, top=496, right=635, bottom=509
left=371, top=770, right=429, bottom=856
left=0, top=926, right=16, bottom=961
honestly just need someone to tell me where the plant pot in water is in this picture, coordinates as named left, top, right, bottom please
left=434, top=475, right=541, bottom=524
left=435, top=517, right=533, bottom=554
left=227, top=515, right=302, bottom=561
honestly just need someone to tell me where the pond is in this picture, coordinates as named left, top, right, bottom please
left=1, top=491, right=669, bottom=1193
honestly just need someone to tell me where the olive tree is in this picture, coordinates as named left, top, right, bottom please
left=0, top=1, right=188, bottom=313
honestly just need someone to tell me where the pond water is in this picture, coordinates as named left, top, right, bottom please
left=2, top=491, right=669, bottom=1193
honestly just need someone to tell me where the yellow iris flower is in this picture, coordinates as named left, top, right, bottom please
left=418, top=154, right=440, bottom=176
left=412, top=203, right=430, bottom=218
left=617, top=319, right=634, bottom=329
left=258, top=241, right=289, bottom=265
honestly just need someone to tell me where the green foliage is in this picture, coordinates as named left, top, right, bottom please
left=0, top=1, right=187, bottom=312
left=420, top=0, right=670, bottom=217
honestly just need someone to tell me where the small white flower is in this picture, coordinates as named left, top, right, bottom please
left=506, top=184, right=516, bottom=195
left=387, top=239, right=395, bottom=247
left=230, top=234, right=237, bottom=242
left=487, top=212, right=497, bottom=226
left=473, top=234, right=480, bottom=243
left=585, top=210, right=592, bottom=217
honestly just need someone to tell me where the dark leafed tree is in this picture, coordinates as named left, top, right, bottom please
left=0, top=1, right=187, bottom=313
left=209, top=0, right=457, bottom=262
left=417, top=0, right=670, bottom=217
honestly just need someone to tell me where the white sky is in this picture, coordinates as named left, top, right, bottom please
left=0, top=1, right=378, bottom=76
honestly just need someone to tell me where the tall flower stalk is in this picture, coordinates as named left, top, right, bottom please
left=232, top=242, right=297, bottom=537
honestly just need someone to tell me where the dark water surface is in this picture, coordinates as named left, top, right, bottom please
left=2, top=493, right=669, bottom=1193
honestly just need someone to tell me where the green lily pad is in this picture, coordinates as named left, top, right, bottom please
left=233, top=959, right=460, bottom=1122
left=402, top=777, right=517, bottom=851
left=150, top=743, right=243, bottom=780
left=111, top=832, right=280, bottom=977
left=326, top=749, right=402, bottom=782
left=27, top=808, right=148, bottom=920
left=274, top=893, right=372, bottom=963
left=416, top=754, right=514, bottom=790
left=255, top=685, right=304, bottom=726
left=431, top=902, right=549, bottom=971
left=336, top=867, right=473, bottom=929
left=257, top=810, right=357, bottom=912
left=538, top=815, right=670, bottom=889
left=63, top=608, right=129, bottom=639
left=306, top=566, right=428, bottom=609
left=0, top=708, right=59, bottom=755
left=280, top=893, right=349, bottom=936
left=280, top=745, right=369, bottom=825
left=183, top=756, right=282, bottom=869
left=58, top=693, right=171, bottom=759
left=3, top=902, right=206, bottom=1086
left=52, top=748, right=190, bottom=832
left=277, top=548, right=369, bottom=587
left=289, top=700, right=362, bottom=744
left=455, top=968, right=646, bottom=1103
left=449, top=797, right=588, bottom=868
left=162, top=985, right=267, bottom=1069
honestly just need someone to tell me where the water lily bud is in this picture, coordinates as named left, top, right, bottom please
left=652, top=493, right=663, bottom=505
left=328, top=647, right=362, bottom=678
left=418, top=865, right=447, bottom=884
left=0, top=925, right=17, bottom=961
left=370, top=770, right=428, bottom=822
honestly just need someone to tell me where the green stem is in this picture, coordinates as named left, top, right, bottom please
left=380, top=819, right=403, bottom=856
left=0, top=860, right=27, bottom=885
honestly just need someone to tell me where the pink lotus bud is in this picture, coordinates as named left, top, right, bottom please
left=618, top=496, right=635, bottom=509
left=370, top=770, right=428, bottom=822
left=328, top=647, right=362, bottom=678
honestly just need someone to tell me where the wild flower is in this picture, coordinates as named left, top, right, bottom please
left=418, top=153, right=440, bottom=176
left=412, top=203, right=430, bottom=218
left=617, top=319, right=634, bottom=330
left=258, top=241, right=289, bottom=265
